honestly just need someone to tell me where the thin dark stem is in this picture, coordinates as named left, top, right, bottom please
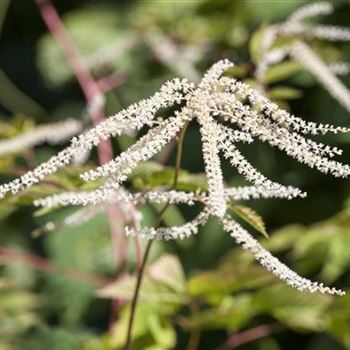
left=123, top=240, right=153, bottom=350
left=173, top=121, right=188, bottom=188
left=186, top=299, right=201, bottom=350
left=123, top=123, right=189, bottom=350
left=187, top=329, right=200, bottom=350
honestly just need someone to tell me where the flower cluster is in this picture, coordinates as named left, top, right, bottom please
left=256, top=1, right=350, bottom=112
left=1, top=59, right=348, bottom=295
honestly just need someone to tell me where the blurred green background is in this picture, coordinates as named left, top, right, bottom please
left=1, top=0, right=350, bottom=349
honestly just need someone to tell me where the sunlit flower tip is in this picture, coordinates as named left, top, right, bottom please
left=198, top=59, right=234, bottom=89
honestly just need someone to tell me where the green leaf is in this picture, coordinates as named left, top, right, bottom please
left=226, top=64, right=249, bottom=79
left=96, top=274, right=184, bottom=305
left=0, top=279, right=41, bottom=339
left=18, top=326, right=95, bottom=350
left=148, top=254, right=186, bottom=294
left=0, top=115, right=35, bottom=138
left=246, top=0, right=307, bottom=21
left=107, top=303, right=176, bottom=350
left=188, top=264, right=271, bottom=298
left=148, top=312, right=176, bottom=349
left=325, top=292, right=350, bottom=348
left=262, top=224, right=304, bottom=252
left=0, top=201, right=16, bottom=220
left=263, top=61, right=301, bottom=84
left=230, top=204, right=268, bottom=238
left=151, top=203, right=185, bottom=227
left=42, top=214, right=112, bottom=325
left=183, top=295, right=254, bottom=331
left=252, top=284, right=331, bottom=331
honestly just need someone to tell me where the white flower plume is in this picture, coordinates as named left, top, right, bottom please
left=2, top=59, right=349, bottom=220
left=0, top=59, right=348, bottom=297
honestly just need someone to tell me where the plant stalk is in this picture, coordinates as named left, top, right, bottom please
left=123, top=122, right=189, bottom=350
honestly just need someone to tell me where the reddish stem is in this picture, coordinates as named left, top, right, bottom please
left=35, top=0, right=128, bottom=265
left=216, top=324, right=283, bottom=350
left=0, top=245, right=111, bottom=287
left=35, top=0, right=99, bottom=103
left=97, top=72, right=126, bottom=94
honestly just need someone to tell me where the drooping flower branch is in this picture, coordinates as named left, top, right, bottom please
left=34, top=181, right=345, bottom=295
left=82, top=186, right=343, bottom=296
left=126, top=188, right=344, bottom=295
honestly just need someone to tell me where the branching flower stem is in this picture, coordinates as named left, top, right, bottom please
left=123, top=122, right=189, bottom=350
